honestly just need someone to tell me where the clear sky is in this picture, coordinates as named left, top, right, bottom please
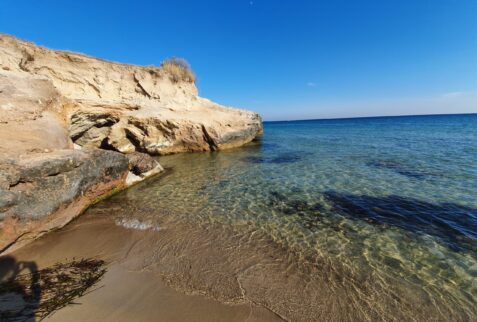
left=1, top=0, right=476, bottom=120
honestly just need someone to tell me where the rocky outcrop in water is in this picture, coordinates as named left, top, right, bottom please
left=0, top=34, right=262, bottom=253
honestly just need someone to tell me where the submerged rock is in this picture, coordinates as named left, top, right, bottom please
left=242, top=152, right=303, bottom=164
left=366, top=160, right=431, bottom=180
left=323, top=191, right=477, bottom=253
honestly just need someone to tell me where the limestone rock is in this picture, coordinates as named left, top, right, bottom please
left=0, top=72, right=72, bottom=157
left=0, top=33, right=262, bottom=253
left=0, top=149, right=129, bottom=253
left=0, top=34, right=263, bottom=155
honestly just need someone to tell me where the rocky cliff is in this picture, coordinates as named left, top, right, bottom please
left=0, top=35, right=262, bottom=155
left=0, top=34, right=262, bottom=253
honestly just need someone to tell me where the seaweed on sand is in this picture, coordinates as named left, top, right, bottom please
left=0, top=258, right=106, bottom=321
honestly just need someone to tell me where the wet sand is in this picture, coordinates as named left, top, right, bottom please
left=8, top=215, right=281, bottom=321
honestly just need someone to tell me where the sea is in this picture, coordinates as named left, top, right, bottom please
left=91, top=114, right=477, bottom=321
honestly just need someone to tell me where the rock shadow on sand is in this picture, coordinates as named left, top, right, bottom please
left=0, top=256, right=40, bottom=321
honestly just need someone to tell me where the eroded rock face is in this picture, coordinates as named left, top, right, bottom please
left=68, top=110, right=262, bottom=154
left=0, top=150, right=129, bottom=253
left=0, top=34, right=262, bottom=254
left=0, top=34, right=263, bottom=155
left=0, top=73, right=72, bottom=156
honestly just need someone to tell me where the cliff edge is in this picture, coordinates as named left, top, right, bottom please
left=0, top=34, right=262, bottom=155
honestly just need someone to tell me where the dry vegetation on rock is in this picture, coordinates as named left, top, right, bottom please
left=160, top=57, right=196, bottom=83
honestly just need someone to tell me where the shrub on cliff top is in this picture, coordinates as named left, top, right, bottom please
left=160, top=57, right=196, bottom=83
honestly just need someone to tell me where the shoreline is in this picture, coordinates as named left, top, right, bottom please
left=7, top=197, right=282, bottom=322
left=6, top=165, right=474, bottom=321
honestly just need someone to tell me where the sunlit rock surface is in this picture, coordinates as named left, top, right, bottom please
left=0, top=34, right=262, bottom=253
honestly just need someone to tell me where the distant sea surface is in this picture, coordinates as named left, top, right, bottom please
left=93, top=114, right=477, bottom=321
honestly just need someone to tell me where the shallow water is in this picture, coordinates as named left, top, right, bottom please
left=92, top=114, right=477, bottom=321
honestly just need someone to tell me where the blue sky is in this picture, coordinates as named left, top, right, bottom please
left=1, top=0, right=476, bottom=120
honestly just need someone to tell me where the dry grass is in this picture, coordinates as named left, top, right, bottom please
left=160, top=57, right=196, bottom=83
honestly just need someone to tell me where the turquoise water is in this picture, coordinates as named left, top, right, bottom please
left=100, top=114, right=477, bottom=320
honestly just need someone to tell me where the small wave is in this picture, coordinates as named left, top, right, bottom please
left=115, top=218, right=160, bottom=231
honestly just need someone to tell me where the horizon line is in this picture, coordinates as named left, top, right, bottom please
left=263, top=112, right=477, bottom=123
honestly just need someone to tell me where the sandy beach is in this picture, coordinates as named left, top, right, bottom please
left=7, top=206, right=281, bottom=321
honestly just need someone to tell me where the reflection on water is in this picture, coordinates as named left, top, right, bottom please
left=91, top=115, right=477, bottom=321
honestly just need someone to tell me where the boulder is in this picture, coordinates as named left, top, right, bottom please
left=0, top=149, right=129, bottom=253
left=126, top=152, right=163, bottom=176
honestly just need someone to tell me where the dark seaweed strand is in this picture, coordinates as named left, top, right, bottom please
left=0, top=258, right=106, bottom=321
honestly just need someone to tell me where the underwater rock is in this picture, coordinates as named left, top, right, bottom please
left=242, top=152, right=302, bottom=164
left=267, top=190, right=323, bottom=230
left=324, top=191, right=477, bottom=253
left=367, top=160, right=430, bottom=179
